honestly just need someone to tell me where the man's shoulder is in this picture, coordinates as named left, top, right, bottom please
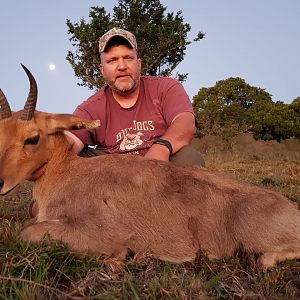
left=141, top=76, right=178, bottom=87
left=141, top=76, right=185, bottom=98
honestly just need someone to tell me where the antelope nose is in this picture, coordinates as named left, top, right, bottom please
left=0, top=178, right=4, bottom=189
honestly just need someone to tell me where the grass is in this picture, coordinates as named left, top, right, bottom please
left=1, top=134, right=300, bottom=299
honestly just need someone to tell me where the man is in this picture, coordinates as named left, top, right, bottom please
left=66, top=27, right=205, bottom=166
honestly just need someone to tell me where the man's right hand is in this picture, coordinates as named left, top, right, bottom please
left=64, top=131, right=84, bottom=154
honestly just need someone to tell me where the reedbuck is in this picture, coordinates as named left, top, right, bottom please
left=1, top=65, right=300, bottom=269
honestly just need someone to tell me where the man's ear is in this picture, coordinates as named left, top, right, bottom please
left=99, top=63, right=104, bottom=76
left=43, top=113, right=100, bottom=134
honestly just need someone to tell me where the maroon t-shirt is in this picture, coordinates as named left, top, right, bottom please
left=73, top=76, right=193, bottom=156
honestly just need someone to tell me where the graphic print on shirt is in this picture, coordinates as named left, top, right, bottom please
left=116, top=120, right=155, bottom=152
left=120, top=132, right=143, bottom=150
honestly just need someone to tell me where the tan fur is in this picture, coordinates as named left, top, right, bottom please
left=1, top=111, right=300, bottom=268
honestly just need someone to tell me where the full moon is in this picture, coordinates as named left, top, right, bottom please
left=49, top=64, right=56, bottom=71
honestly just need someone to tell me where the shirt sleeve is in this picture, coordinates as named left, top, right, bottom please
left=160, top=78, right=194, bottom=126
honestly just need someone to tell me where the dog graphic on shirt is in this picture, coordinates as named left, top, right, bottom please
left=120, top=132, right=143, bottom=151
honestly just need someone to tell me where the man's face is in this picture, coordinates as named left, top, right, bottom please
left=100, top=45, right=141, bottom=96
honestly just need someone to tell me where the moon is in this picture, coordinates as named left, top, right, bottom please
left=49, top=64, right=56, bottom=71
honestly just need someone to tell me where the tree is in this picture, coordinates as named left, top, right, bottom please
left=66, top=0, right=204, bottom=89
left=246, top=100, right=300, bottom=141
left=193, top=78, right=300, bottom=140
left=192, top=77, right=273, bottom=138
left=290, top=97, right=300, bottom=116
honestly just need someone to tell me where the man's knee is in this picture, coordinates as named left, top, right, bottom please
left=170, top=146, right=205, bottom=167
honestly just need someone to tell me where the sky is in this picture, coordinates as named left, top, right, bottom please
left=0, top=1, right=299, bottom=113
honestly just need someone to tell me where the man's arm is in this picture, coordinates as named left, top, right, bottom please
left=144, top=112, right=196, bottom=162
left=64, top=131, right=85, bottom=154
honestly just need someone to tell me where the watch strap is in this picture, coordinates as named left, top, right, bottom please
left=153, top=138, right=173, bottom=156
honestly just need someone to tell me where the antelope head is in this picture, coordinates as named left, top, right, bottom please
left=0, top=64, right=100, bottom=195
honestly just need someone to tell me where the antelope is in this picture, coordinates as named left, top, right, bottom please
left=1, top=65, right=300, bottom=269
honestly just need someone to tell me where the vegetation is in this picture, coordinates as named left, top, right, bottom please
left=66, top=0, right=205, bottom=89
left=193, top=77, right=300, bottom=141
left=1, top=135, right=300, bottom=299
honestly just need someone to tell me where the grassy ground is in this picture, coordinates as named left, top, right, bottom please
left=1, top=134, right=300, bottom=299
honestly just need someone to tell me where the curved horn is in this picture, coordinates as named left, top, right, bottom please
left=0, top=89, right=12, bottom=120
left=20, top=64, right=38, bottom=121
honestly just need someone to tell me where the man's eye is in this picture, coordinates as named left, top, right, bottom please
left=24, top=135, right=40, bottom=145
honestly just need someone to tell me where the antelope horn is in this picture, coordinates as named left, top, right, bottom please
left=0, top=89, right=12, bottom=120
left=20, top=64, right=38, bottom=121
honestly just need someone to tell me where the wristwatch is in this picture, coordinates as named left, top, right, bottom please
left=153, top=138, right=173, bottom=156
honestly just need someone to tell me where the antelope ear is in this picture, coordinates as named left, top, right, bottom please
left=44, top=114, right=100, bottom=133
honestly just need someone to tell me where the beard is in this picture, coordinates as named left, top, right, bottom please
left=108, top=73, right=141, bottom=96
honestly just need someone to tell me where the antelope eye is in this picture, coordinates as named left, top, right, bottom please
left=24, top=135, right=40, bottom=145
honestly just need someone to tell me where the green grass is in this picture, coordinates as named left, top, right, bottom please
left=1, top=135, right=300, bottom=299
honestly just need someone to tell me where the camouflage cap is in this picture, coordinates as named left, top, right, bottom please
left=99, top=27, right=138, bottom=53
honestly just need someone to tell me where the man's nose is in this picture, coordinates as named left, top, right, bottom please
left=117, top=58, right=127, bottom=69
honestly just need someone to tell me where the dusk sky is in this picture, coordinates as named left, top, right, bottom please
left=0, top=1, right=299, bottom=113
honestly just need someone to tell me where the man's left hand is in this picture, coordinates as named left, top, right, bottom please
left=143, top=143, right=170, bottom=162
